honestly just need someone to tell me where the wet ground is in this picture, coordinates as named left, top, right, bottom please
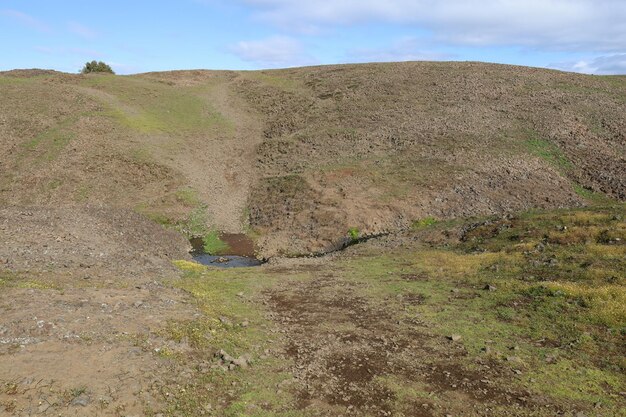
left=190, top=233, right=263, bottom=268
left=192, top=254, right=263, bottom=268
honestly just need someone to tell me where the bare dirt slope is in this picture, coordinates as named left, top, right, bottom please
left=1, top=62, right=625, bottom=256
left=237, top=63, right=625, bottom=255
left=0, top=69, right=263, bottom=235
left=0, top=207, right=196, bottom=416
left=0, top=62, right=624, bottom=416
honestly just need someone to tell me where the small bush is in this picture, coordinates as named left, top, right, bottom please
left=80, top=60, right=115, bottom=74
left=412, top=217, right=438, bottom=229
left=348, top=227, right=360, bottom=242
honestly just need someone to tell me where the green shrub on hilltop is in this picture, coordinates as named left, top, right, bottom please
left=80, top=60, right=115, bottom=74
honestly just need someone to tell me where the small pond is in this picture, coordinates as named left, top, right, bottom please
left=190, top=233, right=263, bottom=268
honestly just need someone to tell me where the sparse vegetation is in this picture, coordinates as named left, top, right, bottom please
left=412, top=216, right=438, bottom=229
left=1, top=62, right=625, bottom=416
left=524, top=134, right=573, bottom=171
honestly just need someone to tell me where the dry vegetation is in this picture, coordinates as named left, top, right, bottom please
left=0, top=63, right=624, bottom=416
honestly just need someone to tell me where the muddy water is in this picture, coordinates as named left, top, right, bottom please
left=190, top=233, right=263, bottom=268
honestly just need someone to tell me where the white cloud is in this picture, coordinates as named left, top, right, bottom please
left=68, top=21, right=98, bottom=39
left=237, top=0, right=626, bottom=52
left=0, top=9, right=50, bottom=32
left=346, top=37, right=453, bottom=63
left=551, top=53, right=626, bottom=75
left=229, top=36, right=317, bottom=68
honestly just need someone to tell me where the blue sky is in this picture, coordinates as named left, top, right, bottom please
left=1, top=0, right=625, bottom=74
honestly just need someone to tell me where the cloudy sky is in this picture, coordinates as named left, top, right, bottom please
left=1, top=0, right=625, bottom=74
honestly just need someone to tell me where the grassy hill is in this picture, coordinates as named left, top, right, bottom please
left=0, top=63, right=624, bottom=417
left=1, top=63, right=624, bottom=256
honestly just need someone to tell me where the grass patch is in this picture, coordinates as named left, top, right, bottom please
left=573, top=183, right=614, bottom=204
left=21, top=117, right=78, bottom=161
left=82, top=75, right=232, bottom=135
left=336, top=204, right=625, bottom=410
left=411, top=216, right=438, bottom=229
left=161, top=267, right=309, bottom=416
left=202, top=230, right=230, bottom=255
left=524, top=134, right=572, bottom=171
left=175, top=187, right=201, bottom=207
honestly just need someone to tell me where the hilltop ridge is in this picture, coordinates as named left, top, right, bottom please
left=1, top=61, right=624, bottom=256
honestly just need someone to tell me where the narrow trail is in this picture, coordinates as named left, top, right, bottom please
left=168, top=76, right=263, bottom=233
left=78, top=75, right=263, bottom=234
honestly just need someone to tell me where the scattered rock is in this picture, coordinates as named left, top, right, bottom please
left=232, top=357, right=249, bottom=369
left=545, top=354, right=557, bottom=364
left=71, top=394, right=90, bottom=407
left=484, top=284, right=497, bottom=291
left=448, top=334, right=462, bottom=342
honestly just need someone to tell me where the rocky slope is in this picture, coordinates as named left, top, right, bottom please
left=1, top=62, right=624, bottom=256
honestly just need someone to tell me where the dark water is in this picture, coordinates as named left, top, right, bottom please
left=190, top=233, right=263, bottom=268
left=192, top=254, right=263, bottom=268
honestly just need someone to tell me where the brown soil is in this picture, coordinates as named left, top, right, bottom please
left=0, top=61, right=624, bottom=416
left=264, top=272, right=544, bottom=417
left=1, top=62, right=624, bottom=256
left=0, top=207, right=196, bottom=416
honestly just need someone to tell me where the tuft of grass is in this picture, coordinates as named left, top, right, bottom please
left=172, top=260, right=206, bottom=273
left=202, top=230, right=230, bottom=255
left=348, top=227, right=360, bottom=242
left=175, top=187, right=200, bottom=207
left=411, top=217, right=438, bottom=229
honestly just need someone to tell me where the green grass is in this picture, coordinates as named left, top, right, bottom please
left=573, top=184, right=615, bottom=204
left=21, top=116, right=79, bottom=161
left=202, top=230, right=230, bottom=255
left=336, top=204, right=625, bottom=410
left=81, top=75, right=232, bottom=135
left=159, top=204, right=624, bottom=416
left=175, top=187, right=201, bottom=207
left=411, top=216, right=438, bottom=229
left=162, top=265, right=310, bottom=416
left=524, top=134, right=573, bottom=171
left=347, top=227, right=360, bottom=242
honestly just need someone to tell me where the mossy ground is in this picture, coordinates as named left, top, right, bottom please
left=161, top=204, right=625, bottom=416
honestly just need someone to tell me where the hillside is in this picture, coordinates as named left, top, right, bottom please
left=1, top=62, right=624, bottom=256
left=1, top=63, right=625, bottom=417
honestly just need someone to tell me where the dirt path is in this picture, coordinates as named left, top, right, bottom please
left=78, top=75, right=263, bottom=233
left=263, top=266, right=541, bottom=417
left=168, top=77, right=263, bottom=233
